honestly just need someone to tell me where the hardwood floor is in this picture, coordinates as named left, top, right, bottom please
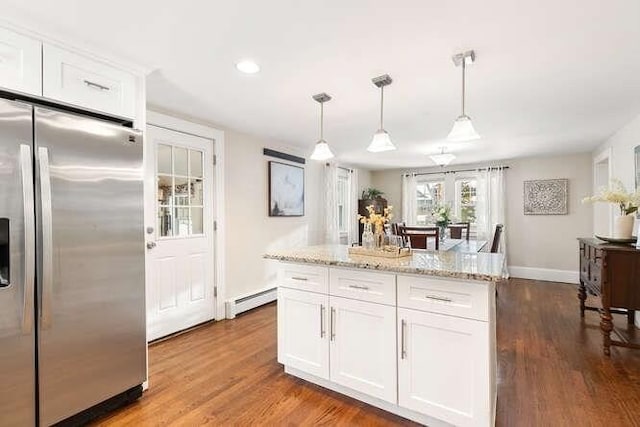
left=95, top=279, right=640, bottom=426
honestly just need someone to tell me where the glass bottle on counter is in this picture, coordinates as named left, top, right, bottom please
left=362, top=223, right=374, bottom=250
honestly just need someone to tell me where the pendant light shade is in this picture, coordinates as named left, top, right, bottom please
left=368, top=129, right=395, bottom=153
left=429, top=147, right=456, bottom=167
left=368, top=74, right=396, bottom=153
left=310, top=93, right=334, bottom=161
left=447, top=115, right=480, bottom=142
left=310, top=140, right=334, bottom=160
left=448, top=50, right=480, bottom=142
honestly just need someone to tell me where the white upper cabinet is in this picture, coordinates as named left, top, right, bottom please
left=42, top=43, right=136, bottom=119
left=0, top=27, right=42, bottom=96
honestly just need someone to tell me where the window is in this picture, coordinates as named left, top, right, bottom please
left=157, top=144, right=205, bottom=238
left=337, top=168, right=350, bottom=233
left=416, top=180, right=445, bottom=225
left=455, top=178, right=478, bottom=224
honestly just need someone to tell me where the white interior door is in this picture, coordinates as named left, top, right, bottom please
left=146, top=125, right=215, bottom=341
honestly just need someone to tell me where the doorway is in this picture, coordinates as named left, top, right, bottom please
left=593, top=149, right=612, bottom=237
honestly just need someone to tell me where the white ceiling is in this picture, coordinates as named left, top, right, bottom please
left=3, top=0, right=640, bottom=169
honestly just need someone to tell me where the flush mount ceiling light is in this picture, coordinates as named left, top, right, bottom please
left=235, top=60, right=260, bottom=74
left=429, top=147, right=456, bottom=167
left=448, top=50, right=480, bottom=142
left=310, top=93, right=335, bottom=161
left=367, top=74, right=396, bottom=153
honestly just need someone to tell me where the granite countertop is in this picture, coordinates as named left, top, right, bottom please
left=264, top=245, right=507, bottom=282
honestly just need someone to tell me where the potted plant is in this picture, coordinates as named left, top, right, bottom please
left=583, top=179, right=640, bottom=239
left=433, top=204, right=453, bottom=242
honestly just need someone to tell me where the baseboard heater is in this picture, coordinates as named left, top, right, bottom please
left=225, top=287, right=277, bottom=319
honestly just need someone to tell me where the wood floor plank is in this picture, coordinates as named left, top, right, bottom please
left=95, top=278, right=640, bottom=426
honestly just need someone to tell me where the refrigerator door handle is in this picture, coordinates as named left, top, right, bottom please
left=20, top=144, right=35, bottom=333
left=38, top=146, right=54, bottom=329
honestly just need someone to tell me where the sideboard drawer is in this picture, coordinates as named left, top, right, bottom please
left=397, top=275, right=490, bottom=321
left=279, top=263, right=329, bottom=294
left=329, top=268, right=396, bottom=305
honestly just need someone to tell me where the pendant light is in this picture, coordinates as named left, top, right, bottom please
left=310, top=93, right=334, bottom=161
left=448, top=50, right=480, bottom=142
left=429, top=147, right=456, bottom=167
left=367, top=74, right=396, bottom=152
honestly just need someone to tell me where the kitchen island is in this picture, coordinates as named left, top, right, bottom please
left=265, top=245, right=506, bottom=427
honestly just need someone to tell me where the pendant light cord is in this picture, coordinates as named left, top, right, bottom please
left=380, top=86, right=385, bottom=129
left=461, top=60, right=466, bottom=116
left=320, top=101, right=324, bottom=140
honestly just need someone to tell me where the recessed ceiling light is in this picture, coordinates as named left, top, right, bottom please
left=236, top=60, right=260, bottom=74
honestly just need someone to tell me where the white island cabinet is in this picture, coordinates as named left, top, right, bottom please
left=267, top=245, right=504, bottom=427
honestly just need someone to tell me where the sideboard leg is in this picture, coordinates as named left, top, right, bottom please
left=600, top=308, right=613, bottom=356
left=578, top=281, right=587, bottom=318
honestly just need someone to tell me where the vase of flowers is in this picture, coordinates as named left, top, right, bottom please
left=583, top=179, right=640, bottom=239
left=359, top=205, right=393, bottom=248
left=433, top=204, right=453, bottom=242
left=361, top=223, right=375, bottom=250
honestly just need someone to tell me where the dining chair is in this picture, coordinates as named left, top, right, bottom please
left=397, top=225, right=440, bottom=250
left=391, top=222, right=406, bottom=235
left=448, top=222, right=470, bottom=240
left=490, top=224, right=504, bottom=253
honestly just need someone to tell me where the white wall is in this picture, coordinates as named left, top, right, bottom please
left=370, top=153, right=594, bottom=283
left=593, top=113, right=640, bottom=234
left=593, top=113, right=640, bottom=328
left=225, top=130, right=325, bottom=299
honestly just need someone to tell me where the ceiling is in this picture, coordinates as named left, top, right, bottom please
left=3, top=0, right=640, bottom=169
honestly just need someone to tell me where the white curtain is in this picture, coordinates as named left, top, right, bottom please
left=402, top=173, right=417, bottom=225
left=476, top=167, right=507, bottom=256
left=348, top=169, right=359, bottom=245
left=324, top=163, right=340, bottom=244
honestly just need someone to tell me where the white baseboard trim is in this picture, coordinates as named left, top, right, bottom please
left=508, top=266, right=579, bottom=284
left=225, top=287, right=277, bottom=319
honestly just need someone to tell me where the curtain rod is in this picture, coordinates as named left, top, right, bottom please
left=404, top=165, right=509, bottom=177
left=326, top=163, right=354, bottom=173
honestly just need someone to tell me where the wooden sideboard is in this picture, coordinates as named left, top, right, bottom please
left=578, top=238, right=640, bottom=356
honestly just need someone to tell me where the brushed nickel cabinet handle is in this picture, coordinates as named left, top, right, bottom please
left=401, top=319, right=407, bottom=359
left=330, top=307, right=336, bottom=341
left=348, top=284, right=370, bottom=290
left=291, top=276, right=308, bottom=281
left=426, top=294, right=452, bottom=302
left=83, top=79, right=111, bottom=91
left=320, top=304, right=325, bottom=338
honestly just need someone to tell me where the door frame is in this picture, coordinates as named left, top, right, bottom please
left=593, top=147, right=612, bottom=236
left=145, top=110, right=226, bottom=322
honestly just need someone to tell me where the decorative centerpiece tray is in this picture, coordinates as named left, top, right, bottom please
left=348, top=246, right=412, bottom=258
left=595, top=235, right=637, bottom=244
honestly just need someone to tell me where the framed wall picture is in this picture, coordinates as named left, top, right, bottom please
left=268, top=161, right=305, bottom=217
left=523, top=178, right=569, bottom=215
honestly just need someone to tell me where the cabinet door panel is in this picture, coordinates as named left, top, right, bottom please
left=42, top=43, right=136, bottom=118
left=330, top=296, right=397, bottom=403
left=398, top=308, right=491, bottom=427
left=0, top=27, right=41, bottom=96
left=277, top=287, right=329, bottom=379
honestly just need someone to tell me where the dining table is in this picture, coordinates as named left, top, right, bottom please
left=423, top=238, right=487, bottom=252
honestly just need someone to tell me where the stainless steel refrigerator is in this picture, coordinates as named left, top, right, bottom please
left=0, top=97, right=146, bottom=426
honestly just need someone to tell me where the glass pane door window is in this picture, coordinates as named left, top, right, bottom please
left=157, top=144, right=205, bottom=237
left=337, top=170, right=350, bottom=233
left=416, top=181, right=444, bottom=225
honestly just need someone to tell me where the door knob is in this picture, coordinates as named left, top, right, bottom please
left=146, top=241, right=157, bottom=249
